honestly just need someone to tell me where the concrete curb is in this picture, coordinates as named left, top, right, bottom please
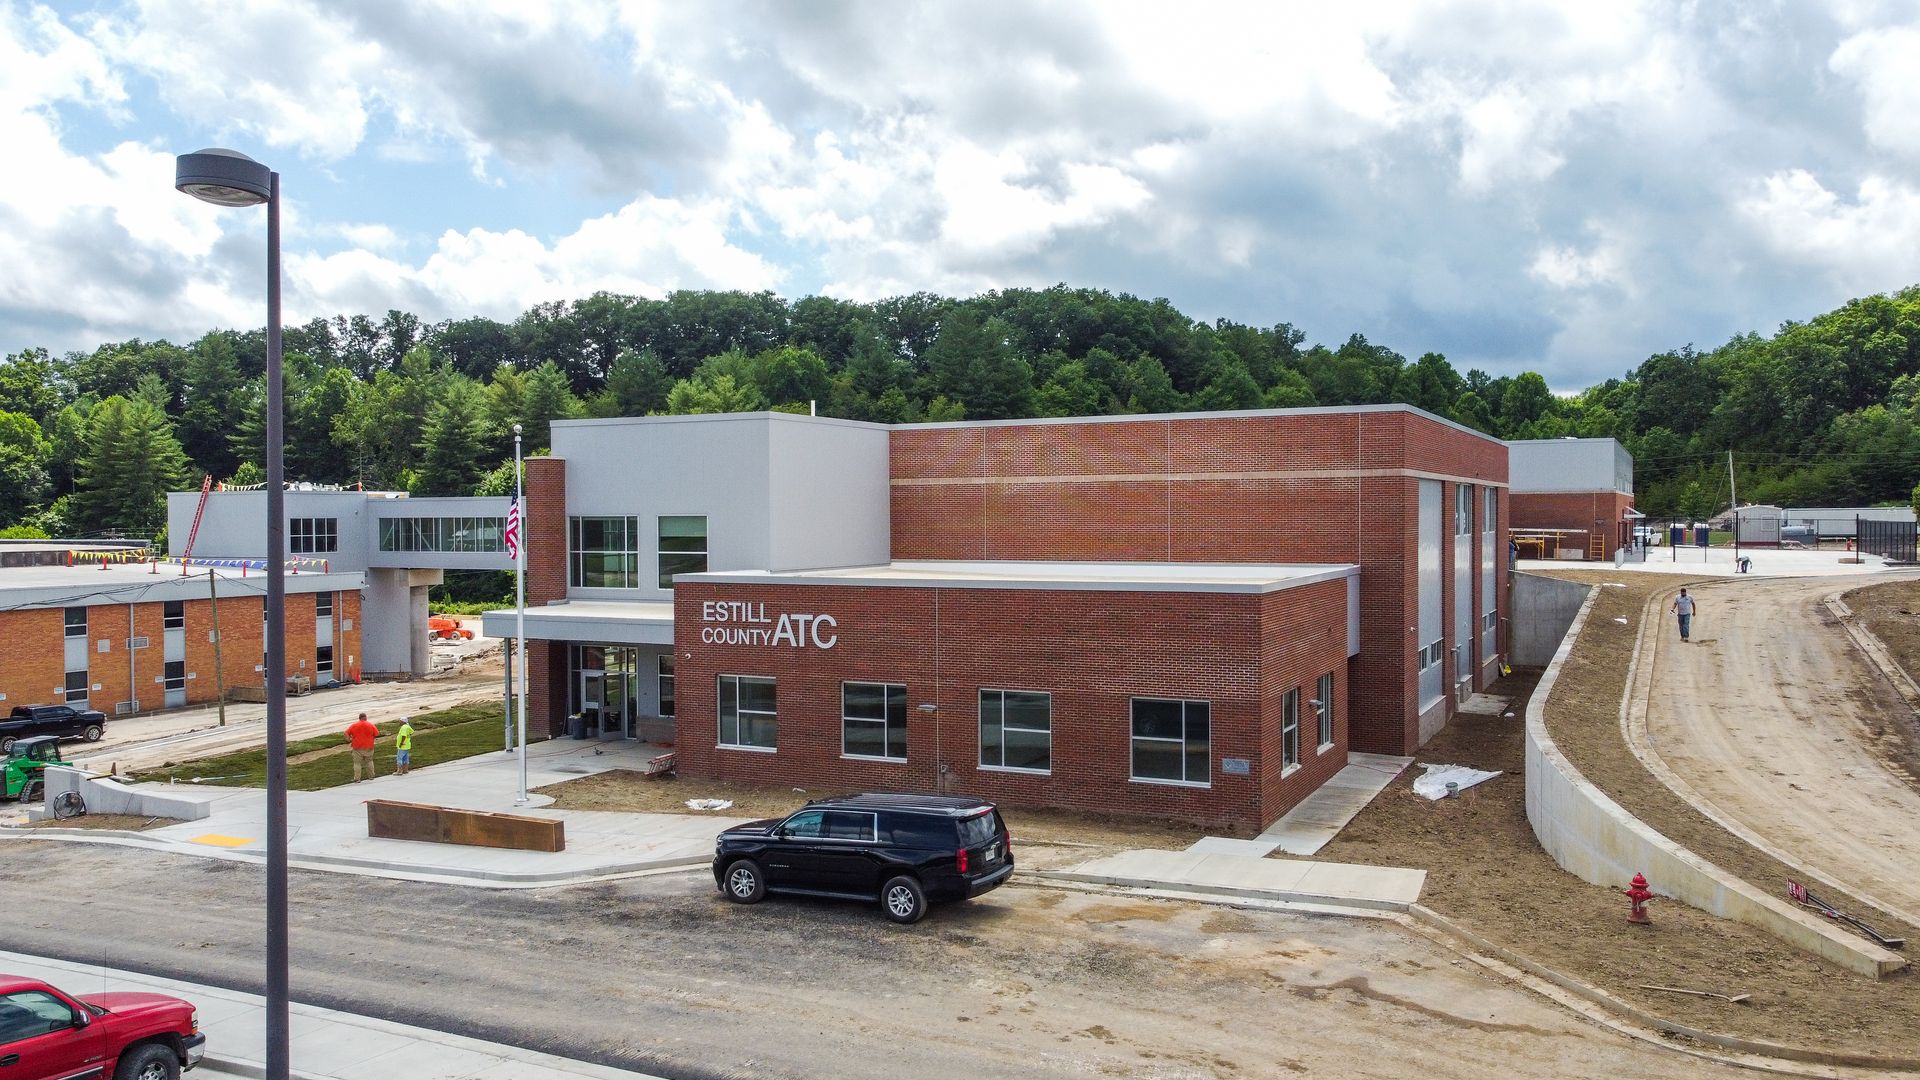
left=1826, top=591, right=1920, bottom=714
left=1523, top=587, right=1906, bottom=978
left=1403, top=904, right=1920, bottom=1074
left=1620, top=584, right=1919, bottom=932
left=1027, top=868, right=1413, bottom=913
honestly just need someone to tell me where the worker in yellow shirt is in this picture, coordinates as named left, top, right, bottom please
left=394, top=717, right=416, bottom=775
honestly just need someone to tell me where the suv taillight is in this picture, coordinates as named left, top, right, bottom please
left=957, top=847, right=969, bottom=874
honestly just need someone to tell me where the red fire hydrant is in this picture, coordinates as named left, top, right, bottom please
left=1623, top=873, right=1655, bottom=924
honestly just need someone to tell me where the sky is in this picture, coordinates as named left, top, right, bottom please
left=3, top=1, right=1919, bottom=391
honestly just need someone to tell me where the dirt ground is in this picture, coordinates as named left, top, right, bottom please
left=1521, top=571, right=1918, bottom=1055
left=535, top=770, right=1209, bottom=869
left=1847, top=577, right=1920, bottom=698
left=19, top=813, right=179, bottom=831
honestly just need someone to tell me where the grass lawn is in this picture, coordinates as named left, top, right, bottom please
left=130, top=703, right=541, bottom=791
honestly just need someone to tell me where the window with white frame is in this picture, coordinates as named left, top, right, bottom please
left=842, top=682, right=907, bottom=760
left=289, top=517, right=338, bottom=554
left=63, top=670, right=87, bottom=702
left=1130, top=698, right=1211, bottom=785
left=979, top=689, right=1051, bottom=772
left=718, top=675, right=776, bottom=749
left=658, top=515, right=707, bottom=588
left=570, top=516, right=640, bottom=589
left=1420, top=639, right=1445, bottom=669
left=316, top=645, right=333, bottom=678
left=164, top=660, right=186, bottom=692
left=1316, top=672, right=1335, bottom=748
left=314, top=591, right=333, bottom=618
left=162, top=600, right=184, bottom=629
left=657, top=654, right=675, bottom=717
left=1282, top=689, right=1301, bottom=769
left=1455, top=484, right=1472, bottom=535
left=64, top=607, right=86, bottom=638
left=1483, top=485, right=1497, bottom=530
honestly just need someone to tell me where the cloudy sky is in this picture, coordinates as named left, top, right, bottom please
left=3, top=1, right=1918, bottom=390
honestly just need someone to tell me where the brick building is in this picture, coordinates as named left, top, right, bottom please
left=485, top=406, right=1509, bottom=832
left=0, top=556, right=364, bottom=717
left=1507, top=438, right=1637, bottom=560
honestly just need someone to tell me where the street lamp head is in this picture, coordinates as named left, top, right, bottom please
left=512, top=423, right=523, bottom=435
left=176, top=148, right=272, bottom=207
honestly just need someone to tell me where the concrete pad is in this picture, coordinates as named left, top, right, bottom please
left=1186, top=836, right=1280, bottom=856
left=1044, top=848, right=1424, bottom=912
left=1455, top=693, right=1512, bottom=716
left=1253, top=753, right=1411, bottom=856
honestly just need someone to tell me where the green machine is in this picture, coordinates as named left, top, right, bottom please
left=1, top=735, right=64, bottom=802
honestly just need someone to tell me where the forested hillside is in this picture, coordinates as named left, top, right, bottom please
left=2, top=283, right=1917, bottom=539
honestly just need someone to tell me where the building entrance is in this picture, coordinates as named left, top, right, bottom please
left=569, top=644, right=663, bottom=740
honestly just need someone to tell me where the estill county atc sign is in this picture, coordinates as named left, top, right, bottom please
left=699, top=601, right=838, bottom=649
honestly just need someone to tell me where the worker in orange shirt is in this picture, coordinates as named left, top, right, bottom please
left=347, top=712, right=379, bottom=782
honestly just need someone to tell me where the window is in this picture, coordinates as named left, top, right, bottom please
left=1482, top=610, right=1497, bottom=632
left=842, top=682, right=908, bottom=760
left=823, top=811, right=878, bottom=841
left=979, top=689, right=1052, bottom=772
left=1483, top=486, right=1497, bottom=530
left=0, top=989, right=77, bottom=1043
left=657, top=654, right=675, bottom=717
left=315, top=591, right=333, bottom=618
left=658, top=515, right=708, bottom=588
left=316, top=645, right=333, bottom=677
left=1420, top=639, right=1445, bottom=669
left=1455, top=484, right=1473, bottom=535
left=290, top=517, right=338, bottom=554
left=378, top=516, right=507, bottom=552
left=570, top=516, right=639, bottom=588
left=1281, top=689, right=1301, bottom=769
left=64, top=607, right=86, bottom=638
left=780, top=810, right=825, bottom=837
left=162, top=600, right=184, bottom=630
left=164, top=660, right=185, bottom=692
left=63, top=670, right=87, bottom=702
left=718, top=674, right=776, bottom=749
left=1131, top=698, right=1211, bottom=785
left=1315, top=673, right=1335, bottom=749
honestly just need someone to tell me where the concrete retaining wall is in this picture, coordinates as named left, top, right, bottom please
left=1511, top=572, right=1590, bottom=667
left=41, top=766, right=212, bottom=821
left=1523, top=591, right=1906, bottom=978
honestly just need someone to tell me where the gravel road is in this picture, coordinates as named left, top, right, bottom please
left=1642, top=574, right=1920, bottom=927
left=0, top=842, right=1739, bottom=1079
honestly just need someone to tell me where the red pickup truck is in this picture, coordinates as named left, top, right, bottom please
left=0, top=974, right=204, bottom=1079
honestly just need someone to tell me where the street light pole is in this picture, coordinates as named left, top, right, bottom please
left=175, top=148, right=290, bottom=1080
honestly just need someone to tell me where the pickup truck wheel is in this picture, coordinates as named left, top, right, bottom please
left=0, top=736, right=13, bottom=752
left=83, top=724, right=104, bottom=742
left=881, top=875, right=927, bottom=924
left=114, top=1042, right=179, bottom=1080
left=723, top=859, right=766, bottom=903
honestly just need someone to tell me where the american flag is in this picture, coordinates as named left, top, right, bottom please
left=504, top=495, right=521, bottom=562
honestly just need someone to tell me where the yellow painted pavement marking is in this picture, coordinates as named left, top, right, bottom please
left=190, top=834, right=254, bottom=848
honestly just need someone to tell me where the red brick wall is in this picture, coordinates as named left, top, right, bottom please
left=526, top=457, right=568, bottom=604
left=0, top=608, right=67, bottom=707
left=670, top=577, right=1350, bottom=833
left=1510, top=490, right=1637, bottom=558
left=889, top=409, right=1508, bottom=755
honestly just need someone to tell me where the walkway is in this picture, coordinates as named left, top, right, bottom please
left=1042, top=849, right=1425, bottom=912
left=1635, top=573, right=1920, bottom=928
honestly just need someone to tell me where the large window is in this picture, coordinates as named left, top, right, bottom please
left=290, top=517, right=338, bottom=554
left=64, top=607, right=85, bottom=638
left=658, top=515, right=708, bottom=588
left=63, top=670, right=87, bottom=702
left=1131, top=698, right=1211, bottom=785
left=658, top=654, right=675, bottom=717
left=979, top=689, right=1051, bottom=772
left=718, top=674, right=776, bottom=750
left=164, top=660, right=186, bottom=692
left=1282, top=689, right=1301, bottom=770
left=1315, top=672, right=1335, bottom=749
left=1455, top=483, right=1473, bottom=535
left=316, top=645, right=333, bottom=679
left=843, top=682, right=908, bottom=760
left=570, top=516, right=640, bottom=589
left=377, top=516, right=507, bottom=553
left=315, top=591, right=333, bottom=618
left=163, top=601, right=184, bottom=630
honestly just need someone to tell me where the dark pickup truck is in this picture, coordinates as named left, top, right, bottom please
left=0, top=974, right=204, bottom=1079
left=0, top=705, right=107, bottom=753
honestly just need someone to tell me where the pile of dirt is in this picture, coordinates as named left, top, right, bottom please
left=1321, top=570, right=1920, bottom=1059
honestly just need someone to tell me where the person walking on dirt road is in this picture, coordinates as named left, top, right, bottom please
left=1670, top=588, right=1697, bottom=642
left=347, top=712, right=379, bottom=782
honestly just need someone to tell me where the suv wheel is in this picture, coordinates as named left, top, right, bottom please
left=723, top=859, right=766, bottom=904
left=0, top=736, right=13, bottom=752
left=83, top=724, right=104, bottom=742
left=114, top=1041, right=179, bottom=1080
left=881, top=875, right=927, bottom=924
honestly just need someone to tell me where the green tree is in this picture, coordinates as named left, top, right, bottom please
left=74, top=395, right=190, bottom=535
left=664, top=374, right=768, bottom=414
left=0, top=410, right=51, bottom=527
left=756, top=345, right=832, bottom=408
left=601, top=349, right=673, bottom=416
left=1189, top=355, right=1264, bottom=412
left=1451, top=390, right=1495, bottom=433
left=1263, top=369, right=1317, bottom=409
left=179, top=334, right=244, bottom=478
left=1499, top=371, right=1554, bottom=435
left=415, top=379, right=494, bottom=496
left=1124, top=357, right=1184, bottom=414
left=1034, top=360, right=1102, bottom=418
left=520, top=360, right=583, bottom=449
left=0, top=347, right=64, bottom=423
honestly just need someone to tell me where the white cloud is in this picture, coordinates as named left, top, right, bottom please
left=1830, top=25, right=1920, bottom=161
left=1737, top=169, right=1920, bottom=293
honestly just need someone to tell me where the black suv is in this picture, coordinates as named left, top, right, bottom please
left=1, top=704, right=107, bottom=752
left=713, top=793, right=1014, bottom=923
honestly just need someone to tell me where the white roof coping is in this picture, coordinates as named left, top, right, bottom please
left=0, top=562, right=365, bottom=610
left=482, top=600, right=675, bottom=623
left=679, top=560, right=1359, bottom=595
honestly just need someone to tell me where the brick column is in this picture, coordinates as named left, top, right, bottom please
left=526, top=456, right=568, bottom=605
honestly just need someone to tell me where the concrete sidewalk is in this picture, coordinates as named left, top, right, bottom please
left=1520, top=547, right=1902, bottom=577
left=0, top=950, right=661, bottom=1080
left=1038, top=849, right=1427, bottom=912
left=1, top=740, right=747, bottom=888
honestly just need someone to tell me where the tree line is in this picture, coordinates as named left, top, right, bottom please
left=2, top=282, right=1917, bottom=539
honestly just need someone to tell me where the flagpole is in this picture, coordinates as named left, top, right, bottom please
left=513, top=423, right=529, bottom=805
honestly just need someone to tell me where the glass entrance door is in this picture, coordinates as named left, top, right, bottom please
left=580, top=669, right=606, bottom=735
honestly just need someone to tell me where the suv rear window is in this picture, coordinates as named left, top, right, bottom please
left=883, top=816, right=957, bottom=849
left=956, top=811, right=1000, bottom=849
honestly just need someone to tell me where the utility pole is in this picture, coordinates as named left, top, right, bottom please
left=1728, top=450, right=1739, bottom=569
left=208, top=568, right=227, bottom=726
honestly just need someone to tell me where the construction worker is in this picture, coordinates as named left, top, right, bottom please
left=394, top=716, right=416, bottom=776
left=347, top=712, right=379, bottom=782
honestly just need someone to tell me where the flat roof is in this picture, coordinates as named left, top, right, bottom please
left=480, top=600, right=675, bottom=647
left=682, top=560, right=1359, bottom=595
left=0, top=561, right=365, bottom=611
